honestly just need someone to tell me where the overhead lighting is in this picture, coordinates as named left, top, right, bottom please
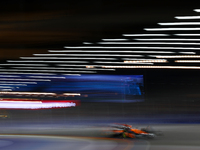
left=124, top=60, right=168, bottom=63
left=48, top=50, right=174, bottom=53
left=83, top=42, right=93, bottom=44
left=135, top=38, right=200, bottom=41
left=175, top=16, right=200, bottom=19
left=0, top=75, right=20, bottom=77
left=33, top=53, right=145, bottom=57
left=51, top=46, right=200, bottom=52
left=98, top=42, right=200, bottom=45
left=0, top=72, right=56, bottom=75
left=13, top=67, right=115, bottom=71
left=122, top=34, right=169, bottom=36
left=7, top=60, right=89, bottom=63
left=102, top=65, right=200, bottom=69
left=194, top=9, right=200, bottom=12
left=153, top=55, right=200, bottom=58
left=0, top=81, right=37, bottom=84
left=94, top=61, right=153, bottom=65
left=158, top=22, right=200, bottom=25
left=20, top=57, right=117, bottom=60
left=102, top=39, right=128, bottom=41
left=0, top=64, right=48, bottom=66
left=27, top=76, right=66, bottom=79
left=174, top=34, right=200, bottom=36
left=144, top=28, right=200, bottom=31
left=0, top=78, right=51, bottom=81
left=0, top=84, right=27, bottom=86
left=0, top=69, right=96, bottom=73
left=175, top=60, right=200, bottom=63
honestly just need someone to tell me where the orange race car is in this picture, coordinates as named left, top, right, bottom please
left=106, top=123, right=157, bottom=139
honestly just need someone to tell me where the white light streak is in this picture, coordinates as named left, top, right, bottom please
left=27, top=76, right=66, bottom=79
left=0, top=64, right=48, bottom=66
left=0, top=72, right=56, bottom=75
left=122, top=34, right=169, bottom=36
left=0, top=92, right=56, bottom=95
left=145, top=28, right=200, bottom=31
left=179, top=52, right=196, bottom=54
left=0, top=78, right=51, bottom=81
left=121, top=58, right=167, bottom=61
left=174, top=34, right=200, bottom=36
left=53, top=47, right=200, bottom=50
left=48, top=50, right=173, bottom=53
left=0, top=86, right=15, bottom=88
left=135, top=38, right=200, bottom=41
left=0, top=75, right=20, bottom=77
left=99, top=42, right=200, bottom=45
left=158, top=22, right=200, bottom=25
left=0, top=84, right=27, bottom=86
left=153, top=55, right=200, bottom=58
left=0, top=69, right=96, bottom=73
left=194, top=9, right=200, bottom=12
left=0, top=100, right=77, bottom=109
left=175, top=60, right=200, bottom=63
left=83, top=42, right=93, bottom=44
left=20, top=57, right=116, bottom=60
left=33, top=54, right=144, bottom=57
left=124, top=60, right=168, bottom=63
left=0, top=81, right=37, bottom=84
left=102, top=39, right=128, bottom=41
left=64, top=46, right=200, bottom=49
left=12, top=67, right=115, bottom=71
left=7, top=60, right=89, bottom=63
left=63, top=93, right=81, bottom=96
left=102, top=65, right=200, bottom=69
left=62, top=74, right=81, bottom=76
left=94, top=61, right=153, bottom=65
left=175, top=16, right=200, bottom=19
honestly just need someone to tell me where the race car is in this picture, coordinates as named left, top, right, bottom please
left=105, top=123, right=156, bottom=139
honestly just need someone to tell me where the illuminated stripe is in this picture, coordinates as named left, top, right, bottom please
left=98, top=42, right=200, bottom=45
left=27, top=76, right=66, bottom=79
left=55, top=47, right=200, bottom=50
left=33, top=54, right=145, bottom=56
left=122, top=34, right=169, bottom=36
left=158, top=22, right=200, bottom=25
left=0, top=69, right=96, bottom=73
left=0, top=64, right=48, bottom=66
left=20, top=57, right=117, bottom=60
left=135, top=38, right=200, bottom=41
left=153, top=55, right=200, bottom=58
left=64, top=46, right=200, bottom=50
left=175, top=16, right=200, bottom=19
left=49, top=50, right=174, bottom=53
left=102, top=39, right=128, bottom=41
left=124, top=60, right=168, bottom=63
left=175, top=60, right=200, bottom=63
left=102, top=65, right=200, bottom=69
left=194, top=9, right=200, bottom=12
left=0, top=78, right=50, bottom=81
left=12, top=67, right=115, bottom=71
left=94, top=61, right=154, bottom=65
left=7, top=60, right=89, bottom=63
left=145, top=28, right=200, bottom=31
left=0, top=81, right=37, bottom=84
left=174, top=34, right=200, bottom=36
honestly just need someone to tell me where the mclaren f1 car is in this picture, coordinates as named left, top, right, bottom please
left=105, top=123, right=161, bottom=139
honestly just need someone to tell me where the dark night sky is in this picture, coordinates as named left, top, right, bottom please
left=0, top=0, right=200, bottom=59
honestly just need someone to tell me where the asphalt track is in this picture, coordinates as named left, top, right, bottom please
left=0, top=124, right=200, bottom=150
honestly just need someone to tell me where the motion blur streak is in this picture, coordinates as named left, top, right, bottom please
left=0, top=99, right=79, bottom=109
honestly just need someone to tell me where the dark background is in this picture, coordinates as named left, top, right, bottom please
left=0, top=0, right=200, bottom=123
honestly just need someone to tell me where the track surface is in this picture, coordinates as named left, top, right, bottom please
left=0, top=123, right=200, bottom=150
